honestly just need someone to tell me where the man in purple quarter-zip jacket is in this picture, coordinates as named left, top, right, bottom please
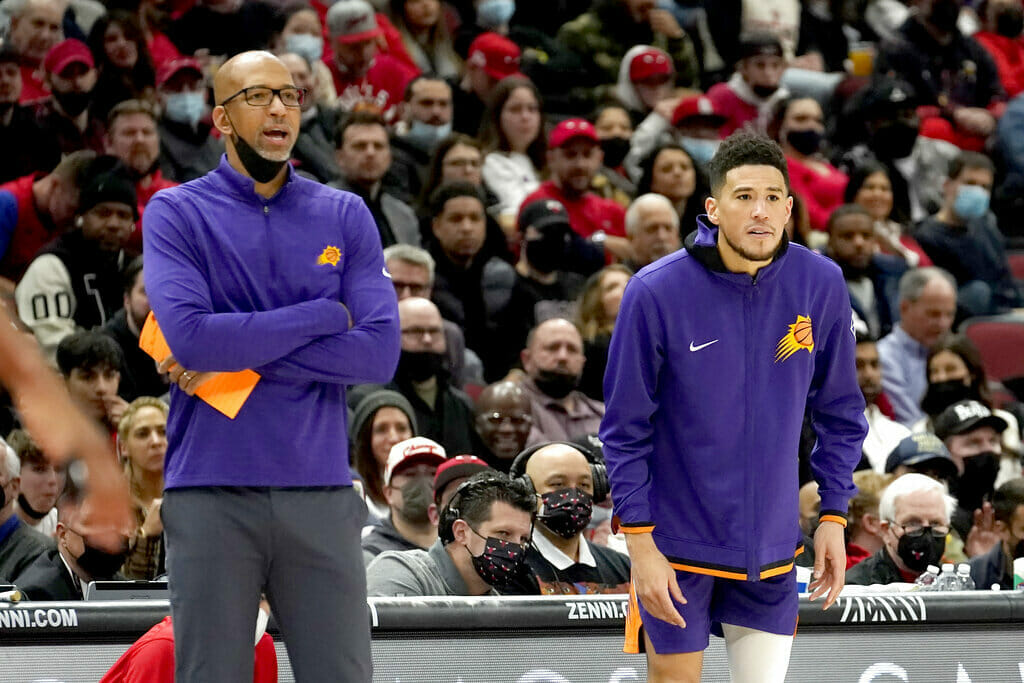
left=142, top=51, right=400, bottom=683
left=601, top=132, right=867, bottom=683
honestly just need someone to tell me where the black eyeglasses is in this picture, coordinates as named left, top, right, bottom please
left=219, top=86, right=305, bottom=108
left=892, top=522, right=949, bottom=538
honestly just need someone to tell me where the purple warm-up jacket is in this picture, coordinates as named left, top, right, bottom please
left=600, top=217, right=867, bottom=580
left=143, top=157, right=400, bottom=489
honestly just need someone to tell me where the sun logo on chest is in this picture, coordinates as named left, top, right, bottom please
left=317, top=246, right=341, bottom=266
left=774, top=315, right=814, bottom=363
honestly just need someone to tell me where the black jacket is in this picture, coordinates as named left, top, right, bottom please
left=0, top=519, right=53, bottom=584
left=14, top=549, right=82, bottom=601
left=968, top=541, right=1012, bottom=590
left=845, top=547, right=908, bottom=586
left=502, top=537, right=631, bottom=595
left=103, top=309, right=169, bottom=401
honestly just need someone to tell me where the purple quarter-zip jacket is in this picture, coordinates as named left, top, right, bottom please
left=143, top=157, right=400, bottom=489
left=600, top=217, right=867, bottom=580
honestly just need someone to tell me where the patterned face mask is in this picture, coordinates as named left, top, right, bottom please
left=466, top=526, right=529, bottom=589
left=538, top=487, right=593, bottom=539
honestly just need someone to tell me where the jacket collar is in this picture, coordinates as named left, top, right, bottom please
left=683, top=214, right=790, bottom=284
left=212, top=154, right=297, bottom=203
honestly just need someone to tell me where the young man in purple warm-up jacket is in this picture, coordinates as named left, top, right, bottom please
left=601, top=132, right=867, bottom=683
left=143, top=51, right=399, bottom=682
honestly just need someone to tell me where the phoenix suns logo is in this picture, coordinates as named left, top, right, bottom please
left=317, top=245, right=341, bottom=266
left=774, top=315, right=814, bottom=363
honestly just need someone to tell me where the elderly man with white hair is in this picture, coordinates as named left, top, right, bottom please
left=0, top=436, right=53, bottom=583
left=625, top=193, right=681, bottom=271
left=846, top=473, right=956, bottom=585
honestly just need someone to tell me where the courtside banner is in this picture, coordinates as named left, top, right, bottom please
left=2, top=593, right=1023, bottom=681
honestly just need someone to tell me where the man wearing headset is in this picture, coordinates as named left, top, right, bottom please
left=16, top=168, right=136, bottom=362
left=503, top=441, right=630, bottom=595
left=366, top=471, right=535, bottom=597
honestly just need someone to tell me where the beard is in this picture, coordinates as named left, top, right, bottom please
left=720, top=227, right=785, bottom=265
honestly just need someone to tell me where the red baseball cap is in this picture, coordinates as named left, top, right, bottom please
left=432, top=455, right=491, bottom=503
left=629, top=47, right=673, bottom=83
left=467, top=32, right=524, bottom=81
left=43, top=39, right=94, bottom=76
left=156, top=57, right=203, bottom=89
left=671, top=95, right=728, bottom=127
left=548, top=118, right=599, bottom=149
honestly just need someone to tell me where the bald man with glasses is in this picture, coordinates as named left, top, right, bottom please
left=143, top=51, right=400, bottom=681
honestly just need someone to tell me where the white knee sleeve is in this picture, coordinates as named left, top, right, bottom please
left=722, top=623, right=794, bottom=683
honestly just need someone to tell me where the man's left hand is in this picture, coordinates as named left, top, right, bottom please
left=158, top=356, right=217, bottom=396
left=808, top=520, right=846, bottom=609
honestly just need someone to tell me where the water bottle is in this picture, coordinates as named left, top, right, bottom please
left=956, top=564, right=975, bottom=591
left=934, top=563, right=959, bottom=591
left=913, top=564, right=940, bottom=590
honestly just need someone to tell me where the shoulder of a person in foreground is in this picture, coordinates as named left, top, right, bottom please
left=631, top=248, right=694, bottom=286
left=366, top=547, right=435, bottom=596
left=787, top=242, right=846, bottom=282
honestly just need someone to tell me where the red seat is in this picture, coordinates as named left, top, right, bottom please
left=1009, top=251, right=1024, bottom=283
left=959, top=315, right=1024, bottom=384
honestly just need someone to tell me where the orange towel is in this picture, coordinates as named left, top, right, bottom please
left=139, top=312, right=260, bottom=419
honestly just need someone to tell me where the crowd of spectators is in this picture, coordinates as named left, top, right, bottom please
left=0, top=0, right=1023, bottom=624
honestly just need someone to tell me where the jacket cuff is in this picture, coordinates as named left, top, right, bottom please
left=613, top=516, right=656, bottom=534
left=818, top=510, right=848, bottom=528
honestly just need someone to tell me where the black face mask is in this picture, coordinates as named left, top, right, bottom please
left=952, top=452, right=1000, bottom=512
left=752, top=84, right=779, bottom=98
left=525, top=229, right=570, bottom=274
left=896, top=529, right=946, bottom=572
left=928, top=0, right=961, bottom=33
left=17, top=492, right=49, bottom=520
left=533, top=369, right=580, bottom=399
left=538, top=487, right=593, bottom=539
left=76, top=542, right=129, bottom=579
left=225, top=112, right=289, bottom=183
left=599, top=137, right=630, bottom=168
left=786, top=129, right=822, bottom=156
left=872, top=121, right=918, bottom=160
left=997, top=6, right=1024, bottom=38
left=54, top=90, right=93, bottom=117
left=921, top=379, right=976, bottom=416
left=397, top=350, right=445, bottom=383
left=467, top=528, right=529, bottom=589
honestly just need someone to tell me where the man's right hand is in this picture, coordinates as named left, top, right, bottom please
left=625, top=532, right=687, bottom=627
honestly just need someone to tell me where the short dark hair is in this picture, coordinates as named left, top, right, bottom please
left=707, top=132, right=789, bottom=197
left=403, top=74, right=449, bottom=102
left=948, top=152, right=995, bottom=180
left=826, top=203, right=873, bottom=233
left=56, top=330, right=123, bottom=377
left=992, top=477, right=1024, bottom=525
left=427, top=181, right=484, bottom=219
left=335, top=110, right=387, bottom=149
left=855, top=329, right=877, bottom=345
left=440, top=471, right=535, bottom=545
left=121, top=255, right=143, bottom=296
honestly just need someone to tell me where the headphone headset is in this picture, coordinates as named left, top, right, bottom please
left=508, top=440, right=608, bottom=504
left=438, top=475, right=506, bottom=545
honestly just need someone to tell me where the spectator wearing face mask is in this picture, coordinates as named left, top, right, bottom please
left=277, top=6, right=338, bottom=108
left=502, top=441, right=630, bottom=594
left=34, top=39, right=106, bottom=159
left=613, top=45, right=676, bottom=127
left=155, top=58, right=223, bottom=183
left=917, top=334, right=1022, bottom=485
left=704, top=34, right=789, bottom=138
left=935, top=400, right=1008, bottom=541
left=367, top=471, right=535, bottom=596
left=914, top=152, right=1023, bottom=317
left=590, top=104, right=636, bottom=206
left=845, top=472, right=955, bottom=585
left=361, top=437, right=447, bottom=566
left=391, top=76, right=454, bottom=201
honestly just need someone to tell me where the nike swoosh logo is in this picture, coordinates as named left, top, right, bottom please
left=689, top=339, right=719, bottom=352
left=382, top=267, right=392, bottom=279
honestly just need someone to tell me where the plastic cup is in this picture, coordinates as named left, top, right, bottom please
left=848, top=42, right=875, bottom=77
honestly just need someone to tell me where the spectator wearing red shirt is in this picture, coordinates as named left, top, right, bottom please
left=774, top=97, right=847, bottom=234
left=521, top=119, right=630, bottom=266
left=974, top=0, right=1024, bottom=98
left=105, top=99, right=178, bottom=254
left=0, top=150, right=95, bottom=285
left=325, top=0, right=419, bottom=124
left=8, top=0, right=64, bottom=104
left=101, top=612, right=278, bottom=683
